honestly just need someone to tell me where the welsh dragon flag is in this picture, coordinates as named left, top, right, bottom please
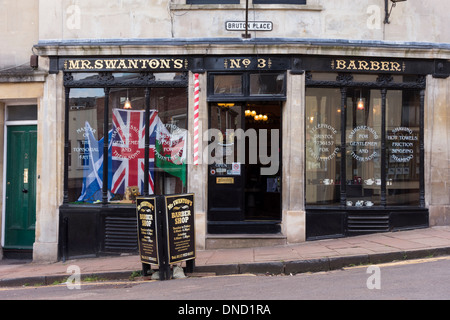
left=155, top=120, right=187, bottom=186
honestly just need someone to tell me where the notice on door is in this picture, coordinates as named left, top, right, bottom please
left=136, top=198, right=159, bottom=265
left=165, top=194, right=195, bottom=264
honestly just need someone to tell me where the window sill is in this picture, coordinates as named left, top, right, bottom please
left=170, top=4, right=323, bottom=11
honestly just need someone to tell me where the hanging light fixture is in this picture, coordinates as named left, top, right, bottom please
left=357, top=90, right=364, bottom=110
left=253, top=113, right=269, bottom=122
left=124, top=89, right=132, bottom=109
left=384, top=0, right=407, bottom=24
left=245, top=107, right=269, bottom=122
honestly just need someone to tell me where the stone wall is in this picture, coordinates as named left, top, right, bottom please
left=425, top=76, right=450, bottom=226
left=36, top=0, right=450, bottom=43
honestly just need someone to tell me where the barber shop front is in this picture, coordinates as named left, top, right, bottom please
left=47, top=48, right=446, bottom=259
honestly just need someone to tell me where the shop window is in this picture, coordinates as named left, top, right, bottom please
left=305, top=88, right=341, bottom=205
left=305, top=73, right=424, bottom=208
left=253, top=0, right=306, bottom=4
left=386, top=90, right=420, bottom=206
left=214, top=74, right=243, bottom=95
left=68, top=88, right=106, bottom=203
left=65, top=75, right=188, bottom=205
left=250, top=73, right=285, bottom=95
left=186, top=0, right=306, bottom=3
left=209, top=72, right=286, bottom=100
left=186, top=0, right=240, bottom=4
left=345, top=88, right=382, bottom=206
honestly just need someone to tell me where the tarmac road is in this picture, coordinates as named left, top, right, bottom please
left=0, top=255, right=449, bottom=301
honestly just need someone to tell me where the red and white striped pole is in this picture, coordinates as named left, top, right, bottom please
left=193, top=73, right=200, bottom=166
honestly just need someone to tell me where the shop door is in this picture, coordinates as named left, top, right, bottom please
left=4, top=125, right=37, bottom=249
left=208, top=102, right=281, bottom=233
left=208, top=103, right=245, bottom=223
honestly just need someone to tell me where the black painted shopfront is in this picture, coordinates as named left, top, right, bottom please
left=304, top=72, right=428, bottom=239
left=55, top=54, right=447, bottom=259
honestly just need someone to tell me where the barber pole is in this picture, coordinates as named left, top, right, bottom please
left=193, top=74, right=200, bottom=166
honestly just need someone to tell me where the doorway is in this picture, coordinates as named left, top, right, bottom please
left=207, top=102, right=282, bottom=234
left=3, top=104, right=38, bottom=257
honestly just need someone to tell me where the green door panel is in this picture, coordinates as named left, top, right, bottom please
left=5, top=125, right=37, bottom=249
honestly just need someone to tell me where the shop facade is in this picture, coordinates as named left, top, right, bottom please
left=31, top=39, right=449, bottom=260
left=1, top=0, right=446, bottom=261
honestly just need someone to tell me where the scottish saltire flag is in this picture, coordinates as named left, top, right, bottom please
left=77, top=122, right=112, bottom=203
left=110, top=109, right=158, bottom=195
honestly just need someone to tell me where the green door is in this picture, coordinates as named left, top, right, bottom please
left=4, top=125, right=37, bottom=249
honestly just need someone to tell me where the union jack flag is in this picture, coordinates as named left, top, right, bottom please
left=110, top=109, right=158, bottom=195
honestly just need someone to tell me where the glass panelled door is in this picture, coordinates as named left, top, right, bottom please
left=208, top=103, right=245, bottom=222
left=207, top=102, right=282, bottom=232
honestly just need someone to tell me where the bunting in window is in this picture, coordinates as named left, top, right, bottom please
left=110, top=109, right=158, bottom=196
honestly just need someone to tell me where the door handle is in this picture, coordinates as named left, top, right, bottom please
left=24, top=168, right=29, bottom=184
left=22, top=189, right=28, bottom=193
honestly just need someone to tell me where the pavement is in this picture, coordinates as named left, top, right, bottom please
left=1, top=226, right=450, bottom=287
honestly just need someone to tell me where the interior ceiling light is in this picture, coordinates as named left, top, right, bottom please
left=124, top=89, right=132, bottom=109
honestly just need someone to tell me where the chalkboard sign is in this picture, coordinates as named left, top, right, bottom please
left=136, top=198, right=159, bottom=265
left=165, top=194, right=195, bottom=264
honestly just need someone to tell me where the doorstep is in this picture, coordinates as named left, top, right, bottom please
left=205, top=234, right=287, bottom=249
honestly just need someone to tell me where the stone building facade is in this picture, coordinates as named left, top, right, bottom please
left=1, top=0, right=449, bottom=262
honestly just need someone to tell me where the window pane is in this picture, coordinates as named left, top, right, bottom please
left=68, top=88, right=105, bottom=203
left=305, top=88, right=342, bottom=205
left=151, top=88, right=188, bottom=196
left=250, top=73, right=285, bottom=95
left=253, top=0, right=306, bottom=4
left=213, top=75, right=243, bottom=95
left=7, top=105, right=37, bottom=121
left=71, top=73, right=99, bottom=81
left=209, top=103, right=242, bottom=164
left=108, top=87, right=188, bottom=203
left=187, top=0, right=239, bottom=3
left=386, top=90, right=420, bottom=206
left=345, top=89, right=381, bottom=207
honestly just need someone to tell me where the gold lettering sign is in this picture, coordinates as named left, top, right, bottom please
left=216, top=177, right=234, bottom=184
left=63, top=58, right=189, bottom=71
left=331, top=59, right=406, bottom=73
left=223, top=58, right=272, bottom=70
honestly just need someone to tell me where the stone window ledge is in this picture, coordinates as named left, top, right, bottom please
left=170, top=4, right=323, bottom=11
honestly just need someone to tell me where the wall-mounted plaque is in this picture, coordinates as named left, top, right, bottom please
left=216, top=177, right=234, bottom=184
